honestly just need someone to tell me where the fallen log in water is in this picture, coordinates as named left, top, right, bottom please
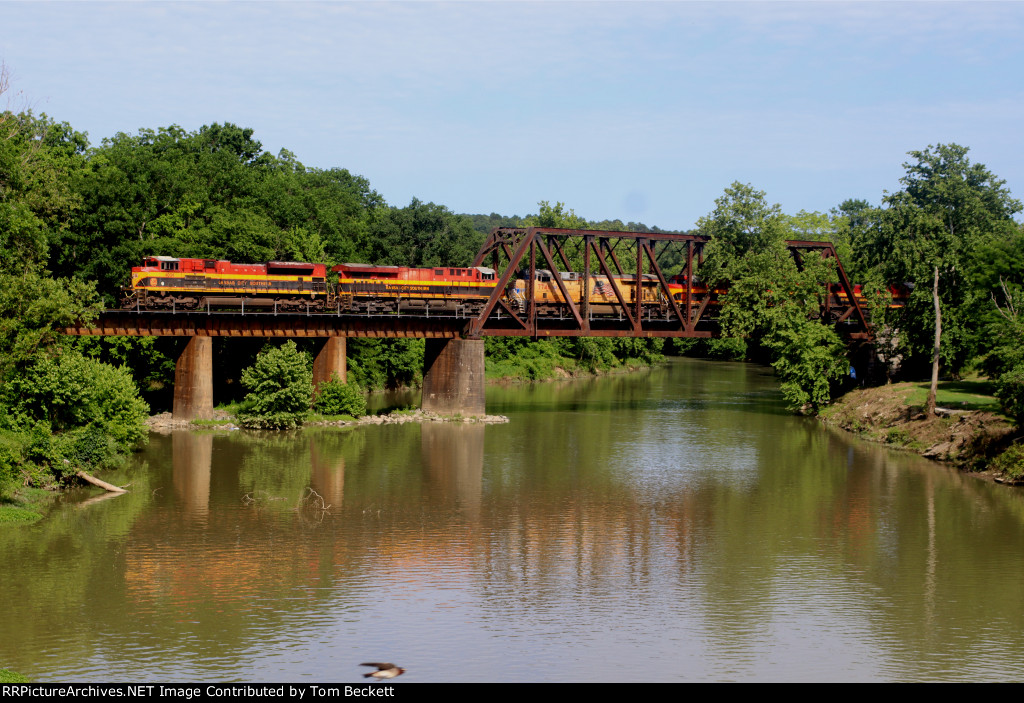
left=76, top=470, right=127, bottom=494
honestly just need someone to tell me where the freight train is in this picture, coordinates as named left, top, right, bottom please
left=122, top=256, right=331, bottom=312
left=121, top=256, right=904, bottom=319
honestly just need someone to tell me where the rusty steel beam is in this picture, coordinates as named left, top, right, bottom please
left=535, top=236, right=584, bottom=329
left=590, top=237, right=637, bottom=329
left=641, top=239, right=686, bottom=328
left=481, top=328, right=714, bottom=338
left=63, top=312, right=466, bottom=338
left=785, top=239, right=871, bottom=340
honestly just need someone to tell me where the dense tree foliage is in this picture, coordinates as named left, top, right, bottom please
left=695, top=183, right=848, bottom=411
left=53, top=123, right=381, bottom=301
left=236, top=341, right=313, bottom=430
left=858, top=145, right=1022, bottom=414
left=360, top=198, right=482, bottom=267
left=1, top=68, right=150, bottom=493
left=313, top=374, right=367, bottom=418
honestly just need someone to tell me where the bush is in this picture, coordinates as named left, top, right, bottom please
left=0, top=351, right=149, bottom=484
left=769, top=319, right=848, bottom=413
left=237, top=341, right=313, bottom=430
left=991, top=443, right=1024, bottom=482
left=0, top=432, right=25, bottom=495
left=313, top=375, right=366, bottom=417
left=995, top=364, right=1024, bottom=426
left=708, top=336, right=748, bottom=360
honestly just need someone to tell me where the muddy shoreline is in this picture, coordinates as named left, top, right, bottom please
left=820, top=383, right=1020, bottom=484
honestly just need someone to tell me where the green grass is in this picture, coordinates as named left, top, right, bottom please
left=903, top=379, right=1001, bottom=413
left=306, top=412, right=359, bottom=423
left=0, top=487, right=52, bottom=525
left=0, top=669, right=30, bottom=683
left=0, top=505, right=42, bottom=524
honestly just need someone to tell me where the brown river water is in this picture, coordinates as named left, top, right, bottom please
left=3, top=358, right=1024, bottom=682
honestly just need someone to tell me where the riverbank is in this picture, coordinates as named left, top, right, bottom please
left=0, top=487, right=55, bottom=524
left=145, top=408, right=509, bottom=434
left=820, top=381, right=1022, bottom=483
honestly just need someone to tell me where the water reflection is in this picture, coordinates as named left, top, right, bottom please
left=3, top=359, right=1024, bottom=682
left=172, top=432, right=211, bottom=520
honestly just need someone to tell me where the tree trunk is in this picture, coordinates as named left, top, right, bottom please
left=927, top=265, right=941, bottom=417
left=76, top=470, right=127, bottom=494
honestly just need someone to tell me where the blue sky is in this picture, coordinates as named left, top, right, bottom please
left=3, top=1, right=1023, bottom=230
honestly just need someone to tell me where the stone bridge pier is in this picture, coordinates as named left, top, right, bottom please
left=172, top=337, right=214, bottom=421
left=420, top=338, right=486, bottom=416
left=171, top=336, right=349, bottom=421
left=170, top=335, right=487, bottom=420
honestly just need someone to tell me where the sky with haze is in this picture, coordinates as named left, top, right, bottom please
left=3, top=1, right=1022, bottom=230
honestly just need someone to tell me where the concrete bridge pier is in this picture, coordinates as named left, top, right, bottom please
left=172, top=336, right=214, bottom=421
left=313, top=336, right=347, bottom=393
left=421, top=338, right=486, bottom=416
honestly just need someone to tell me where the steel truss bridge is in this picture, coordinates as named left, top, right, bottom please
left=65, top=228, right=872, bottom=341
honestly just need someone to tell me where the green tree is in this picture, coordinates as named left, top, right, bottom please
left=237, top=341, right=314, bottom=430
left=346, top=338, right=424, bottom=390
left=0, top=98, right=87, bottom=274
left=2, top=351, right=149, bottom=454
left=57, top=123, right=379, bottom=300
left=525, top=201, right=589, bottom=230
left=986, top=277, right=1024, bottom=424
left=697, top=184, right=848, bottom=412
left=0, top=272, right=102, bottom=384
left=313, top=375, right=367, bottom=417
left=359, top=198, right=482, bottom=267
left=832, top=198, right=882, bottom=281
left=873, top=144, right=1021, bottom=415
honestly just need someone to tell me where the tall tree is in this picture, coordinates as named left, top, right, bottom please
left=696, top=183, right=848, bottom=412
left=360, top=198, right=482, bottom=267
left=876, top=144, right=1021, bottom=415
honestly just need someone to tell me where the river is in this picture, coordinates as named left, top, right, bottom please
left=3, top=358, right=1024, bottom=682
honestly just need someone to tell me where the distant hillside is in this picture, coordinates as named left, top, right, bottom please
left=463, top=213, right=528, bottom=235
left=461, top=212, right=688, bottom=236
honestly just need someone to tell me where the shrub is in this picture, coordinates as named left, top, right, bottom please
left=0, top=432, right=24, bottom=496
left=708, top=336, right=748, bottom=361
left=2, top=351, right=149, bottom=452
left=995, top=364, right=1024, bottom=426
left=313, top=375, right=366, bottom=417
left=237, top=341, right=313, bottom=430
left=991, top=443, right=1024, bottom=482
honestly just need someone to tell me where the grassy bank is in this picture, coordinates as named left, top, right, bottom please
left=0, top=487, right=55, bottom=524
left=0, top=669, right=30, bottom=683
left=821, top=379, right=1023, bottom=483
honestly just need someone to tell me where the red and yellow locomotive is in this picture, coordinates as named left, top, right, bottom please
left=332, top=263, right=498, bottom=315
left=122, top=257, right=329, bottom=312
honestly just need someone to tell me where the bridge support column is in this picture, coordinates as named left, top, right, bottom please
left=172, top=336, right=213, bottom=421
left=313, top=336, right=347, bottom=394
left=421, top=338, right=485, bottom=416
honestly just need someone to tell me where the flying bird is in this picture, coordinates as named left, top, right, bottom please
left=360, top=662, right=406, bottom=680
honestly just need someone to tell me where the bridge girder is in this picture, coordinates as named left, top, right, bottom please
left=63, top=227, right=873, bottom=341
